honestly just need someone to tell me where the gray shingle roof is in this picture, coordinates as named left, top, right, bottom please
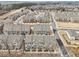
left=32, top=24, right=51, bottom=32
left=3, top=23, right=30, bottom=32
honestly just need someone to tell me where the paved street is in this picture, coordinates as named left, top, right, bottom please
left=52, top=14, right=69, bottom=57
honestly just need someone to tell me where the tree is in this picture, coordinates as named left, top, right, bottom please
left=5, top=36, right=11, bottom=55
left=22, top=39, right=25, bottom=53
left=19, top=35, right=26, bottom=54
left=0, top=4, right=2, bottom=10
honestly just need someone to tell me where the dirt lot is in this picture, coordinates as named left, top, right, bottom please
left=58, top=30, right=79, bottom=57
left=57, top=22, right=79, bottom=29
left=67, top=47, right=79, bottom=57
left=59, top=30, right=79, bottom=46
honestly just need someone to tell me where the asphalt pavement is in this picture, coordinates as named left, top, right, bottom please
left=52, top=14, right=69, bottom=57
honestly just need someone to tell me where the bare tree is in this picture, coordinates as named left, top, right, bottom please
left=19, top=35, right=25, bottom=54
left=22, top=39, right=25, bottom=54
left=5, top=36, right=11, bottom=55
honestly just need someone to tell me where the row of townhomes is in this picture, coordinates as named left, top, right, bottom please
left=0, top=7, right=61, bottom=57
